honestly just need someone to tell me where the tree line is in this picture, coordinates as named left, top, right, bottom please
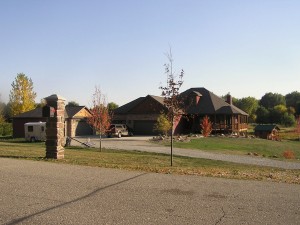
left=232, top=91, right=300, bottom=126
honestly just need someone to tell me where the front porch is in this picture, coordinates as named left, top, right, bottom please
left=175, top=114, right=248, bottom=135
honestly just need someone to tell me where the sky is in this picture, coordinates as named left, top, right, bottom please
left=1, top=0, right=299, bottom=107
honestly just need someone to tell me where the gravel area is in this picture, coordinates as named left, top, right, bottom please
left=72, top=136, right=300, bottom=170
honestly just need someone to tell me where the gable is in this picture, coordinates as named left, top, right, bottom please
left=129, top=95, right=165, bottom=114
left=73, top=107, right=92, bottom=118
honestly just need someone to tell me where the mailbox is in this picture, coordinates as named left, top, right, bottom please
left=42, top=105, right=55, bottom=117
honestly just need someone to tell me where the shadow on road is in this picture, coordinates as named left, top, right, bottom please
left=6, top=172, right=147, bottom=225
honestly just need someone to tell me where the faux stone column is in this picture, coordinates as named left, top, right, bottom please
left=44, top=94, right=66, bottom=159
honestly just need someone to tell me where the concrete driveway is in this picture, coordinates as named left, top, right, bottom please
left=1, top=158, right=299, bottom=225
left=71, top=136, right=300, bottom=169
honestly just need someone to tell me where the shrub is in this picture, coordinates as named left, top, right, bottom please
left=200, top=115, right=212, bottom=137
left=0, top=122, right=12, bottom=136
left=283, top=150, right=296, bottom=159
left=154, top=113, right=172, bottom=136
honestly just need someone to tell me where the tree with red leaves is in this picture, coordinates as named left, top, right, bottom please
left=87, top=86, right=111, bottom=151
left=200, top=115, right=212, bottom=137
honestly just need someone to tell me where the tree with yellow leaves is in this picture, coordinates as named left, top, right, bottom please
left=9, top=73, right=37, bottom=116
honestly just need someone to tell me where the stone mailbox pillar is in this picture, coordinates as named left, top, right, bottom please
left=44, top=94, right=66, bottom=159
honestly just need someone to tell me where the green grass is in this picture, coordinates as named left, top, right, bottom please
left=0, top=139, right=299, bottom=184
left=170, top=137, right=300, bottom=160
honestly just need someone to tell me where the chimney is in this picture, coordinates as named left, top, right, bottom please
left=226, top=94, right=232, bottom=105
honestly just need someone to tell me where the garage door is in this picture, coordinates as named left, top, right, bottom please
left=75, top=120, right=94, bottom=136
left=133, top=120, right=158, bottom=135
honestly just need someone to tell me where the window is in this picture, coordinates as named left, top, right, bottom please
left=41, top=126, right=45, bottom=132
left=28, top=126, right=33, bottom=132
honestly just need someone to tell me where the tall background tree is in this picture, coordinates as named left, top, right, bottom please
left=285, top=91, right=300, bottom=112
left=0, top=95, right=12, bottom=136
left=87, top=86, right=111, bottom=151
left=107, top=102, right=119, bottom=117
left=259, top=92, right=286, bottom=109
left=67, top=101, right=80, bottom=106
left=159, top=49, right=184, bottom=166
left=233, top=97, right=258, bottom=123
left=0, top=95, right=5, bottom=124
left=9, top=73, right=36, bottom=116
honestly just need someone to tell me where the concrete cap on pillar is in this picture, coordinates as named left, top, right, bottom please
left=44, top=94, right=66, bottom=102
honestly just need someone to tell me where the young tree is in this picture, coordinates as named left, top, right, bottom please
left=87, top=86, right=111, bottom=151
left=159, top=48, right=184, bottom=166
left=200, top=115, right=212, bottom=137
left=154, top=113, right=172, bottom=136
left=9, top=73, right=36, bottom=116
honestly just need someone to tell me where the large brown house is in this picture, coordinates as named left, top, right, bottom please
left=13, top=106, right=93, bottom=138
left=113, top=87, right=248, bottom=135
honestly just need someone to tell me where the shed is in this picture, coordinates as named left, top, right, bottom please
left=254, top=124, right=280, bottom=140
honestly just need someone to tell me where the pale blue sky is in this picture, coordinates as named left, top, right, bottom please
left=1, top=0, right=299, bottom=106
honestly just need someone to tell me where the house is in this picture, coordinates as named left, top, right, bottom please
left=113, top=87, right=248, bottom=135
left=13, top=106, right=93, bottom=138
left=113, top=95, right=165, bottom=135
left=254, top=124, right=280, bottom=140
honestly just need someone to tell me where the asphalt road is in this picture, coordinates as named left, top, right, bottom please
left=1, top=158, right=299, bottom=225
left=72, top=136, right=300, bottom=169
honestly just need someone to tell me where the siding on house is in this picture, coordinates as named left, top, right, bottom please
left=13, top=106, right=93, bottom=138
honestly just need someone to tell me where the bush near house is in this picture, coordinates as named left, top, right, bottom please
left=0, top=123, right=12, bottom=136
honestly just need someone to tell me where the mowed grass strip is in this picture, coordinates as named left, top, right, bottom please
left=171, top=137, right=300, bottom=160
left=0, top=139, right=299, bottom=184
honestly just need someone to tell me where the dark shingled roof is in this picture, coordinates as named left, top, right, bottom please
left=254, top=124, right=280, bottom=132
left=13, top=107, right=44, bottom=118
left=14, top=106, right=90, bottom=119
left=114, top=95, right=165, bottom=114
left=114, top=87, right=248, bottom=116
left=180, top=87, right=248, bottom=115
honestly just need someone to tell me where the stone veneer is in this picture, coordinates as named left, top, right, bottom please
left=44, top=94, right=66, bottom=159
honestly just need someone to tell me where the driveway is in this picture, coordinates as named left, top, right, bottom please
left=72, top=136, right=300, bottom=170
left=1, top=158, right=299, bottom=225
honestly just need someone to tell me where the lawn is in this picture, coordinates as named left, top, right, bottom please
left=171, top=137, right=300, bottom=160
left=0, top=139, right=299, bottom=184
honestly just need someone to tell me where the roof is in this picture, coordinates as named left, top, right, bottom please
left=114, top=95, right=165, bottom=114
left=14, top=106, right=91, bottom=119
left=180, top=88, right=248, bottom=115
left=114, top=87, right=248, bottom=116
left=13, top=107, right=44, bottom=118
left=254, top=124, right=280, bottom=132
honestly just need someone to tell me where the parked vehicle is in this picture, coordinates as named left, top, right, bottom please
left=106, top=124, right=133, bottom=138
left=24, top=122, right=46, bottom=142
